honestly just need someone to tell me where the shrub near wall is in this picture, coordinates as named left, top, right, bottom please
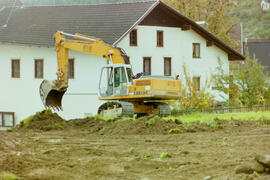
left=173, top=64, right=216, bottom=112
left=214, top=51, right=270, bottom=106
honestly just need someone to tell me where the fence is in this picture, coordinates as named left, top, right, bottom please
left=172, top=104, right=270, bottom=115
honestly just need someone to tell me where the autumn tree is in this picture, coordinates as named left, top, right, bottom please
left=214, top=50, right=270, bottom=106
left=172, top=64, right=216, bottom=111
left=164, top=0, right=239, bottom=49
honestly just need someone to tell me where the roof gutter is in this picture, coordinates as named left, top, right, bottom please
left=113, top=0, right=159, bottom=46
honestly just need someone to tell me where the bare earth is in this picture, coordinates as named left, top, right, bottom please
left=0, top=113, right=270, bottom=180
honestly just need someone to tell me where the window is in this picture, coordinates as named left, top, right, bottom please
left=114, top=67, right=127, bottom=88
left=130, top=29, right=137, bottom=46
left=35, top=59, right=44, bottom=79
left=0, top=112, right=15, bottom=127
left=192, top=43, right=200, bottom=58
left=192, top=77, right=200, bottom=91
left=164, top=57, right=171, bottom=76
left=68, top=58, right=74, bottom=79
left=143, top=57, right=151, bottom=76
left=11, top=59, right=20, bottom=78
left=157, top=30, right=164, bottom=47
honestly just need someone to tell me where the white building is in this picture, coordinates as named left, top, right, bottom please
left=0, top=0, right=244, bottom=126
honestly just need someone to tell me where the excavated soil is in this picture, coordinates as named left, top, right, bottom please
left=1, top=113, right=270, bottom=179
left=19, top=111, right=65, bottom=131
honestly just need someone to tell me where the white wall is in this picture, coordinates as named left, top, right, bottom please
left=0, top=44, right=107, bottom=123
left=0, top=25, right=230, bottom=124
left=117, top=25, right=229, bottom=101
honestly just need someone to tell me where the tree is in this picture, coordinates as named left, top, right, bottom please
left=172, top=64, right=216, bottom=111
left=214, top=49, right=270, bottom=106
left=164, top=0, right=239, bottom=49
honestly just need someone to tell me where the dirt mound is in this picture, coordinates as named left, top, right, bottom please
left=66, top=117, right=114, bottom=133
left=65, top=116, right=180, bottom=135
left=104, top=116, right=180, bottom=135
left=18, top=110, right=66, bottom=131
left=68, top=116, right=269, bottom=135
left=16, top=112, right=269, bottom=135
left=66, top=115, right=217, bottom=135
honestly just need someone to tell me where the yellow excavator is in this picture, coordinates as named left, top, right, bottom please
left=40, top=31, right=182, bottom=116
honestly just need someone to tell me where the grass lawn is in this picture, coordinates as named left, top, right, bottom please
left=162, top=111, right=270, bottom=128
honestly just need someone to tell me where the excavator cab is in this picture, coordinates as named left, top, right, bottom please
left=99, top=64, right=133, bottom=97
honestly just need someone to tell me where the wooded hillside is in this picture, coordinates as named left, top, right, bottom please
left=231, top=0, right=270, bottom=39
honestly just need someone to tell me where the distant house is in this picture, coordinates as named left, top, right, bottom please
left=261, top=0, right=270, bottom=11
left=0, top=0, right=244, bottom=126
left=244, top=39, right=270, bottom=72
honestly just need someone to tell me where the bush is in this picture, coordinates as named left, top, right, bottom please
left=214, top=51, right=270, bottom=106
left=173, top=64, right=216, bottom=112
left=0, top=172, right=17, bottom=180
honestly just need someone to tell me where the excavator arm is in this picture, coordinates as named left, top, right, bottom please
left=40, top=31, right=128, bottom=110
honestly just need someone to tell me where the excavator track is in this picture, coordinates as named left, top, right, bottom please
left=98, top=101, right=171, bottom=117
left=157, top=103, right=171, bottom=116
left=98, top=101, right=134, bottom=117
left=119, top=102, right=134, bottom=116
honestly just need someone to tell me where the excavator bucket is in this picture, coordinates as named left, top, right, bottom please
left=39, top=80, right=66, bottom=110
